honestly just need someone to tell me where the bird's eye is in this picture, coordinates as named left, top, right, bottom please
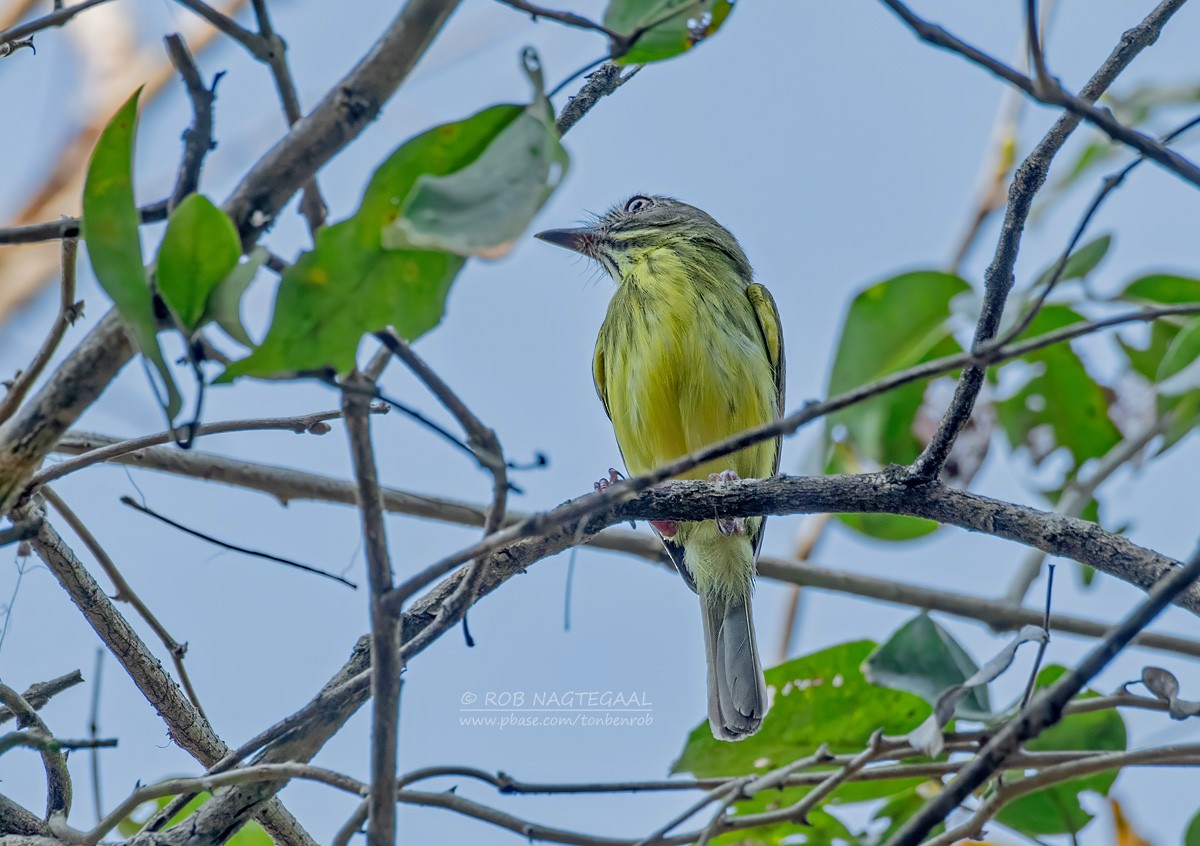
left=625, top=195, right=654, bottom=213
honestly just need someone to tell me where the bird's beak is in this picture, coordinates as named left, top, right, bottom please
left=534, top=226, right=596, bottom=255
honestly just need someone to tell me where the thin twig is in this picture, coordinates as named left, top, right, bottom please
left=879, top=0, right=1200, bottom=187
left=1006, top=414, right=1171, bottom=604
left=891, top=0, right=1189, bottom=479
left=249, top=0, right=326, bottom=230
left=0, top=682, right=71, bottom=817
left=40, top=488, right=209, bottom=720
left=885, top=546, right=1200, bottom=846
left=164, top=34, right=221, bottom=210
left=88, top=648, right=104, bottom=824
left=30, top=405, right=385, bottom=489
left=119, top=496, right=358, bottom=588
left=0, top=671, right=83, bottom=726
left=0, top=236, right=80, bottom=425
left=342, top=373, right=401, bottom=846
left=0, top=0, right=114, bottom=44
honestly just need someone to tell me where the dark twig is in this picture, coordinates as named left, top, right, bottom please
left=88, top=648, right=104, bottom=823
left=555, top=61, right=640, bottom=136
left=119, top=496, right=358, bottom=589
left=40, top=488, right=210, bottom=720
left=342, top=373, right=400, bottom=846
left=0, top=682, right=71, bottom=817
left=249, top=0, right=327, bottom=231
left=164, top=34, right=222, bottom=210
left=493, top=0, right=627, bottom=52
left=0, top=201, right=169, bottom=245
left=891, top=0, right=1189, bottom=480
left=879, top=0, right=1200, bottom=188
left=998, top=111, right=1200, bottom=348
left=0, top=670, right=83, bottom=726
left=0, top=0, right=114, bottom=44
left=0, top=516, right=42, bottom=547
left=1020, top=563, right=1055, bottom=708
left=0, top=236, right=81, bottom=425
left=172, top=0, right=261, bottom=52
left=373, top=330, right=509, bottom=624
left=885, top=547, right=1200, bottom=846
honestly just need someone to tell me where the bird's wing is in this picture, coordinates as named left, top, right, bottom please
left=746, top=282, right=786, bottom=561
left=594, top=334, right=696, bottom=592
left=592, top=341, right=612, bottom=421
left=746, top=282, right=785, bottom=475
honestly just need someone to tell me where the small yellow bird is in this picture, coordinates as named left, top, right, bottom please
left=536, top=195, right=784, bottom=740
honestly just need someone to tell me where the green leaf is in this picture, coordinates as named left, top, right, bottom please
left=1118, top=320, right=1177, bottom=382
left=117, top=790, right=271, bottom=843
left=82, top=88, right=182, bottom=419
left=220, top=103, right=524, bottom=380
left=206, top=246, right=268, bottom=347
left=603, top=0, right=732, bottom=64
left=1157, top=316, right=1200, bottom=397
left=383, top=50, right=568, bottom=258
left=1119, top=273, right=1200, bottom=306
left=996, top=665, right=1127, bottom=837
left=823, top=271, right=968, bottom=540
left=155, top=193, right=241, bottom=332
left=864, top=613, right=990, bottom=719
left=1031, top=234, right=1111, bottom=290
left=825, top=271, right=969, bottom=464
left=673, top=641, right=930, bottom=777
left=1186, top=807, right=1200, bottom=846
left=995, top=305, right=1121, bottom=470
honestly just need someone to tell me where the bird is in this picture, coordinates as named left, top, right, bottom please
left=535, top=195, right=784, bottom=740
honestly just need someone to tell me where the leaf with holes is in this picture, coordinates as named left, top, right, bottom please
left=604, top=0, right=733, bottom=64
left=82, top=87, right=182, bottom=420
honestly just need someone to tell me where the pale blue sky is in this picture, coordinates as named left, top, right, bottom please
left=2, top=1, right=1199, bottom=843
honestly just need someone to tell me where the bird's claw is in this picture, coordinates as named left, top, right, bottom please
left=709, top=470, right=745, bottom=536
left=594, top=468, right=636, bottom=529
left=593, top=467, right=623, bottom=493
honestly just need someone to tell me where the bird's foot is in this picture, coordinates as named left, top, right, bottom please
left=595, top=467, right=637, bottom=529
left=593, top=467, right=623, bottom=493
left=709, top=470, right=745, bottom=537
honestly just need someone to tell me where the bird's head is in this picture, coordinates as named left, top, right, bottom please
left=535, top=195, right=752, bottom=284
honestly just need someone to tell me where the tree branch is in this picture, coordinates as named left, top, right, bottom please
left=885, top=546, right=1200, bottom=846
left=898, top=0, right=1189, bottom=478
left=342, top=374, right=400, bottom=846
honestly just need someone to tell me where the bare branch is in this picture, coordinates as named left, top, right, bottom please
left=342, top=374, right=400, bottom=846
left=896, top=0, right=1189, bottom=478
left=0, top=0, right=114, bottom=44
left=164, top=34, right=220, bottom=209
left=0, top=671, right=83, bottom=727
left=16, top=499, right=317, bottom=846
left=0, top=682, right=70, bottom=817
left=885, top=547, right=1200, bottom=846
left=32, top=404, right=385, bottom=489
left=0, top=236, right=81, bottom=426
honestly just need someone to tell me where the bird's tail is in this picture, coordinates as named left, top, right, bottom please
left=701, top=590, right=767, bottom=740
